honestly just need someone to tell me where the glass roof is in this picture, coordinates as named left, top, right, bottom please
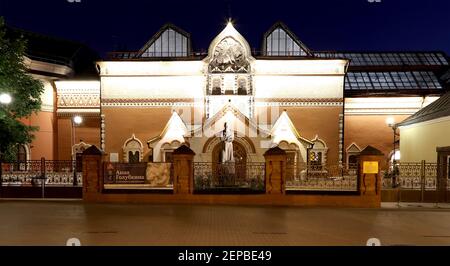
left=345, top=71, right=443, bottom=90
left=315, top=52, right=448, bottom=67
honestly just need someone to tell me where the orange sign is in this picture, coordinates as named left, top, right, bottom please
left=363, top=161, right=379, bottom=174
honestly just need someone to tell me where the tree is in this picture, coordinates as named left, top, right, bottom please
left=0, top=17, right=44, bottom=161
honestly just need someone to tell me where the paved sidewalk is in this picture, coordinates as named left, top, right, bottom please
left=1, top=200, right=450, bottom=246
left=382, top=202, right=450, bottom=209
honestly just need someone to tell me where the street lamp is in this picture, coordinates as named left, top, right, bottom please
left=72, top=115, right=83, bottom=186
left=0, top=93, right=12, bottom=105
left=73, top=115, right=83, bottom=125
left=386, top=116, right=399, bottom=188
left=0, top=93, right=12, bottom=193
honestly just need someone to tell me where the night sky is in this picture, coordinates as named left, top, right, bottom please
left=1, top=0, right=449, bottom=58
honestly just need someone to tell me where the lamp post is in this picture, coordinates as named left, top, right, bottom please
left=386, top=117, right=399, bottom=188
left=72, top=115, right=82, bottom=186
left=0, top=93, right=12, bottom=193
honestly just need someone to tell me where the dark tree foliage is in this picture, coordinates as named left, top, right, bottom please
left=0, top=17, right=44, bottom=160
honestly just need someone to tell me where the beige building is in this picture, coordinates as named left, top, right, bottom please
left=399, top=91, right=450, bottom=162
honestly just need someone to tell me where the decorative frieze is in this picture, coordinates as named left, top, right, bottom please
left=255, top=98, right=344, bottom=107
left=101, top=98, right=202, bottom=108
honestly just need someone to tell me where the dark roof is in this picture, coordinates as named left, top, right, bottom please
left=264, top=146, right=286, bottom=156
left=360, top=145, right=384, bottom=156
left=398, top=91, right=450, bottom=126
left=442, top=69, right=450, bottom=85
left=173, top=145, right=195, bottom=155
left=82, top=145, right=103, bottom=155
left=5, top=25, right=99, bottom=78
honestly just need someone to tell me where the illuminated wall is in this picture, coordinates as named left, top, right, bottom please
left=400, top=117, right=450, bottom=162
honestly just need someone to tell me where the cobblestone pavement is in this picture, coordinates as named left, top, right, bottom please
left=1, top=200, right=450, bottom=246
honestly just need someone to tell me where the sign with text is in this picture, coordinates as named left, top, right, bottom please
left=363, top=161, right=379, bottom=174
left=104, top=162, right=147, bottom=184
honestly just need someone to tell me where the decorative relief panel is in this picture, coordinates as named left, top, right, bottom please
left=209, top=37, right=250, bottom=73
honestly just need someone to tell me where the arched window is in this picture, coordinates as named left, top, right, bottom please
left=237, top=77, right=247, bottom=95
left=17, top=144, right=27, bottom=162
left=123, top=134, right=143, bottom=163
left=72, top=142, right=91, bottom=172
left=346, top=143, right=361, bottom=170
left=309, top=136, right=328, bottom=170
left=14, top=144, right=29, bottom=171
left=211, top=77, right=221, bottom=95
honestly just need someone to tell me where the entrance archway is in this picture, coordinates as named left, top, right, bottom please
left=211, top=139, right=247, bottom=186
left=212, top=140, right=247, bottom=165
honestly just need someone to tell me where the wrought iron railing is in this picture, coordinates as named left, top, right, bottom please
left=103, top=162, right=173, bottom=189
left=382, top=162, right=440, bottom=190
left=193, top=162, right=265, bottom=193
left=1, top=160, right=82, bottom=186
left=285, top=163, right=358, bottom=191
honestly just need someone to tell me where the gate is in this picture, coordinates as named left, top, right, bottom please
left=437, top=147, right=450, bottom=203
left=0, top=158, right=82, bottom=198
left=382, top=160, right=450, bottom=203
left=193, top=162, right=265, bottom=193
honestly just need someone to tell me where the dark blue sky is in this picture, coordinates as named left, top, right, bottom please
left=1, top=0, right=449, bottom=57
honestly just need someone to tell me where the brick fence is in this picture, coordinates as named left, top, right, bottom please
left=82, top=145, right=383, bottom=207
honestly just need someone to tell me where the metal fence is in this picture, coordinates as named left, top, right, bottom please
left=193, top=162, right=265, bottom=193
left=381, top=162, right=441, bottom=190
left=103, top=162, right=173, bottom=190
left=285, top=163, right=358, bottom=192
left=1, top=159, right=82, bottom=187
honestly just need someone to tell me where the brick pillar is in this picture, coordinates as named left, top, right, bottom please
left=358, top=146, right=384, bottom=201
left=173, top=145, right=195, bottom=194
left=81, top=145, right=105, bottom=201
left=264, top=146, right=287, bottom=194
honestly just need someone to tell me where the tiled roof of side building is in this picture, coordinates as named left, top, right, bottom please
left=398, top=91, right=450, bottom=127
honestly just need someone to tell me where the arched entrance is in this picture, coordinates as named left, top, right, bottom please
left=211, top=139, right=247, bottom=187
left=212, top=140, right=247, bottom=165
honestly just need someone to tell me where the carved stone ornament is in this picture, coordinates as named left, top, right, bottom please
left=209, top=37, right=249, bottom=73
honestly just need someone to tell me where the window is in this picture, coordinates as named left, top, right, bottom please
left=346, top=143, right=361, bottom=170
left=128, top=151, right=140, bottom=163
left=140, top=26, right=189, bottom=58
left=14, top=144, right=29, bottom=171
left=17, top=144, right=27, bottom=162
left=164, top=150, right=173, bottom=163
left=309, top=136, right=328, bottom=170
left=237, top=77, right=247, bottom=95
left=123, top=134, right=143, bottom=163
left=264, top=25, right=308, bottom=56
left=310, top=151, right=322, bottom=166
left=211, top=77, right=221, bottom=95
left=348, top=155, right=358, bottom=170
left=72, top=142, right=91, bottom=172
